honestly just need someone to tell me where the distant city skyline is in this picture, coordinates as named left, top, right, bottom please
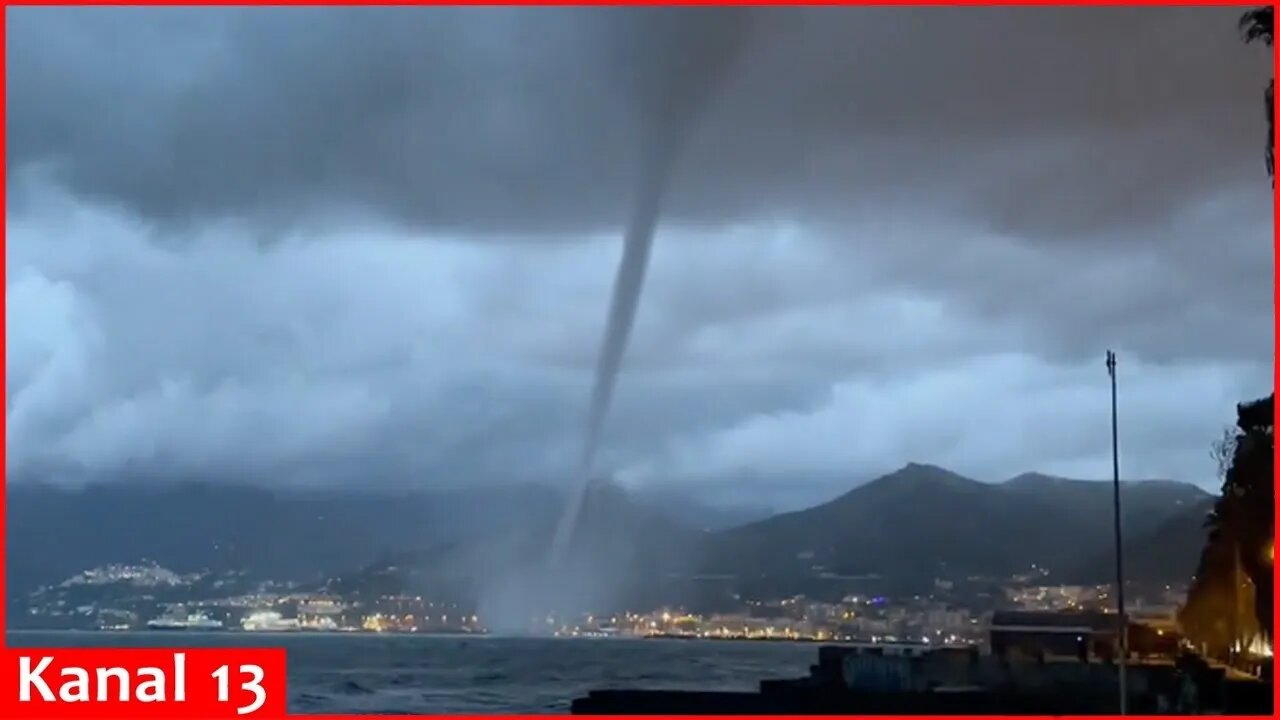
left=6, top=6, right=1272, bottom=502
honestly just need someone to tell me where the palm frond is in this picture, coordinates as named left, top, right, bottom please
left=1240, top=7, right=1274, bottom=47
left=1266, top=78, right=1275, bottom=182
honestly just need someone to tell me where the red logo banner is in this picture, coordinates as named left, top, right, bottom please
left=1, top=648, right=287, bottom=718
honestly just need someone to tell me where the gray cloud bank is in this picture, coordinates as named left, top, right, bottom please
left=6, top=6, right=1273, bottom=507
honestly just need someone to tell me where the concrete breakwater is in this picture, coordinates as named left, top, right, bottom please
left=571, top=644, right=1273, bottom=714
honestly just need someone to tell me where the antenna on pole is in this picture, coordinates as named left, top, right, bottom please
left=1106, top=350, right=1128, bottom=714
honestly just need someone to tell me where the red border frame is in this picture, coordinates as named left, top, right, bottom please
left=0, top=2, right=1275, bottom=719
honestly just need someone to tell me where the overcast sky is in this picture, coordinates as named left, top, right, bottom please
left=6, top=6, right=1273, bottom=508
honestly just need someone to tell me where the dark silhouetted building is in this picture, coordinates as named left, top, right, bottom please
left=988, top=610, right=1123, bottom=662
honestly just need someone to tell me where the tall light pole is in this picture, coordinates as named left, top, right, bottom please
left=1106, top=350, right=1128, bottom=714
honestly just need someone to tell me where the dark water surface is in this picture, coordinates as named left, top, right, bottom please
left=7, top=631, right=817, bottom=713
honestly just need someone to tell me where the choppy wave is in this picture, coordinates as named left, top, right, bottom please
left=8, top=632, right=817, bottom=714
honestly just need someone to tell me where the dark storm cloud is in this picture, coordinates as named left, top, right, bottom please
left=6, top=7, right=744, bottom=233
left=7, top=6, right=1269, bottom=238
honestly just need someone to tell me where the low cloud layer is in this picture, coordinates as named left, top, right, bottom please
left=6, top=6, right=1273, bottom=507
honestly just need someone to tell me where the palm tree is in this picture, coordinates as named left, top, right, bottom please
left=1233, top=7, right=1276, bottom=640
left=1227, top=397, right=1275, bottom=641
left=1182, top=15, right=1274, bottom=656
left=1239, top=7, right=1274, bottom=180
left=1184, top=397, right=1274, bottom=657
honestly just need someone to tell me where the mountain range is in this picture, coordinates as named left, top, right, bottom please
left=6, top=463, right=1214, bottom=606
left=698, top=464, right=1210, bottom=595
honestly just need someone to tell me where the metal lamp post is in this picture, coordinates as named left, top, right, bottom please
left=1106, top=350, right=1128, bottom=714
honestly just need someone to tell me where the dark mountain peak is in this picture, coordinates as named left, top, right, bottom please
left=1002, top=472, right=1210, bottom=499
left=805, top=462, right=988, bottom=513
left=1004, top=471, right=1068, bottom=487
left=903, top=461, right=943, bottom=471
left=870, top=462, right=982, bottom=490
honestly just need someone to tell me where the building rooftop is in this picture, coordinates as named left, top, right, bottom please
left=990, top=610, right=1117, bottom=633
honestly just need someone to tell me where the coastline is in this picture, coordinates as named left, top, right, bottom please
left=641, top=633, right=830, bottom=643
